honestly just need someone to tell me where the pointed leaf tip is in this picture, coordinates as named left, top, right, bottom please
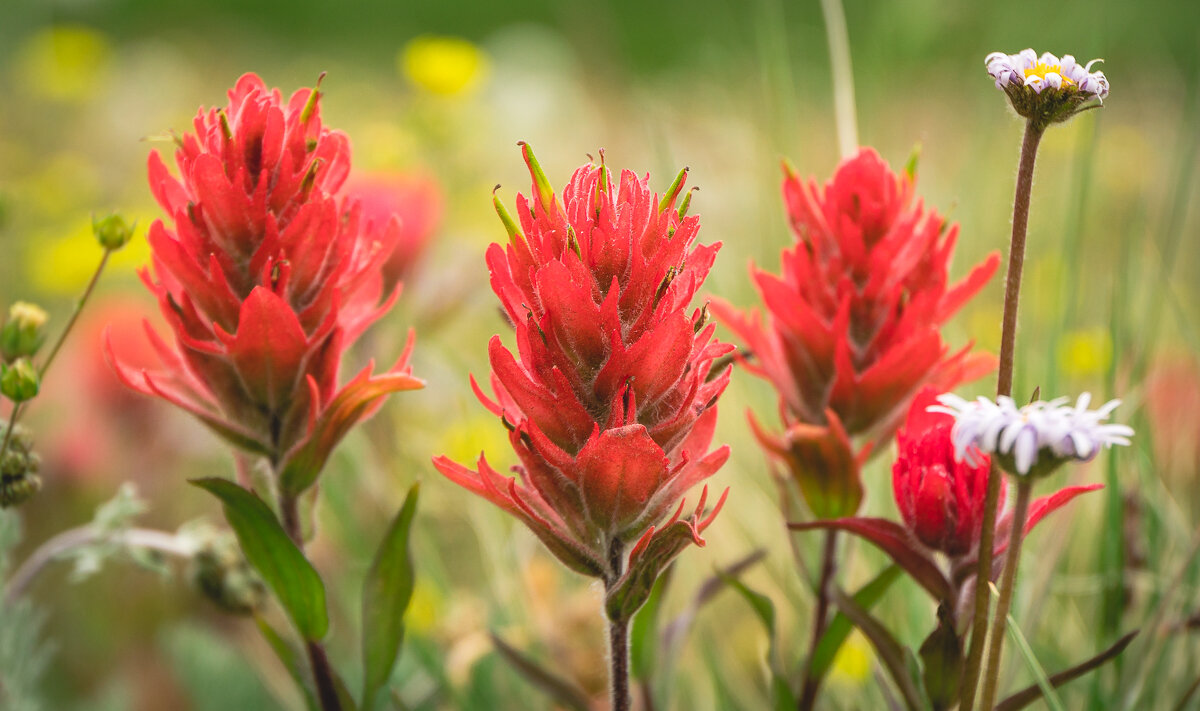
left=518, top=142, right=555, bottom=212
left=659, top=166, right=690, bottom=213
left=361, top=483, right=420, bottom=711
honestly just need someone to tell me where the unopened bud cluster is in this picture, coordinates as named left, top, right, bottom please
left=185, top=524, right=268, bottom=615
left=0, top=423, right=41, bottom=508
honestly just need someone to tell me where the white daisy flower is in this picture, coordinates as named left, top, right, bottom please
left=930, top=392, right=1133, bottom=477
left=985, top=48, right=1109, bottom=126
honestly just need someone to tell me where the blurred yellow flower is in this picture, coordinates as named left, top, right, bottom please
left=15, top=26, right=113, bottom=103
left=829, top=630, right=873, bottom=686
left=436, top=413, right=513, bottom=470
left=29, top=216, right=151, bottom=294
left=405, top=580, right=442, bottom=635
left=1057, top=327, right=1113, bottom=378
left=399, top=35, right=488, bottom=96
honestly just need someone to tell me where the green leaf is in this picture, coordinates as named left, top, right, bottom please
left=719, top=572, right=797, bottom=710
left=361, top=483, right=420, bottom=711
left=809, top=564, right=902, bottom=683
left=631, top=563, right=672, bottom=682
left=1005, top=612, right=1066, bottom=711
left=829, top=587, right=927, bottom=711
left=490, top=632, right=591, bottom=711
left=191, top=478, right=328, bottom=641
left=255, top=615, right=319, bottom=711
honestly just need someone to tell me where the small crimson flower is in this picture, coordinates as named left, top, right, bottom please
left=433, top=145, right=729, bottom=618
left=344, top=172, right=443, bottom=294
left=894, top=389, right=997, bottom=557
left=109, top=74, right=423, bottom=495
left=793, top=387, right=1103, bottom=603
left=712, top=149, right=1000, bottom=518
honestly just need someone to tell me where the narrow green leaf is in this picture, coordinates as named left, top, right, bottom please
left=1005, top=613, right=1067, bottom=711
left=719, top=572, right=797, bottom=709
left=361, top=483, right=420, bottom=711
left=997, top=629, right=1137, bottom=711
left=830, top=587, right=927, bottom=711
left=631, top=563, right=673, bottom=681
left=810, top=564, right=902, bottom=682
left=191, top=478, right=328, bottom=641
left=489, top=632, right=591, bottom=711
left=255, top=615, right=319, bottom=711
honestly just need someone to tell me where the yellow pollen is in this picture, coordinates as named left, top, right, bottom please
left=1024, top=62, right=1076, bottom=86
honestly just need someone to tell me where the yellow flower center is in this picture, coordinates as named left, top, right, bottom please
left=1024, top=62, right=1076, bottom=86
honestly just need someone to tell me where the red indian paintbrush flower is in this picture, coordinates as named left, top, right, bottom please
left=433, top=145, right=730, bottom=617
left=793, top=387, right=1101, bottom=606
left=109, top=73, right=423, bottom=495
left=712, top=148, right=1001, bottom=518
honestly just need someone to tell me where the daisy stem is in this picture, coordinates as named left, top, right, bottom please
left=817, top=0, right=859, bottom=159
left=980, top=479, right=1034, bottom=711
left=958, top=118, right=1045, bottom=711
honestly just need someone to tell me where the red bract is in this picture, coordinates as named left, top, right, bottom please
left=108, top=73, right=422, bottom=495
left=433, top=145, right=730, bottom=599
left=712, top=148, right=1001, bottom=517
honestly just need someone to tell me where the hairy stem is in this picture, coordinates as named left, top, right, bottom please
left=817, top=0, right=859, bottom=159
left=4, top=526, right=197, bottom=603
left=798, top=529, right=839, bottom=710
left=980, top=479, right=1034, bottom=711
left=605, top=536, right=631, bottom=711
left=959, top=119, right=1045, bottom=711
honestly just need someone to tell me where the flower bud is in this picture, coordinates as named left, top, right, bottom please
left=0, top=359, right=40, bottom=402
left=0, top=423, right=42, bottom=508
left=92, top=212, right=135, bottom=251
left=1, top=302, right=48, bottom=363
left=185, top=524, right=268, bottom=615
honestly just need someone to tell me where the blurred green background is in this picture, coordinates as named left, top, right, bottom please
left=1, top=0, right=1198, bottom=709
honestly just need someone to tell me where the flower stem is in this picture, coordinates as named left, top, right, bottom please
left=39, top=248, right=112, bottom=379
left=958, top=119, right=1045, bottom=711
left=817, top=0, right=859, bottom=159
left=605, top=536, right=631, bottom=711
left=979, top=478, right=1034, bottom=711
left=798, top=529, right=839, bottom=710
left=608, top=615, right=632, bottom=711
left=0, top=248, right=112, bottom=462
left=306, top=640, right=344, bottom=711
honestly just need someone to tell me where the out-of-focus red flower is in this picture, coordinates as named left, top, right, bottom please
left=712, top=149, right=1001, bottom=517
left=344, top=172, right=443, bottom=293
left=434, top=145, right=730, bottom=605
left=893, top=388, right=999, bottom=557
left=109, top=73, right=422, bottom=495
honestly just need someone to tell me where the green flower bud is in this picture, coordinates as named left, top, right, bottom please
left=1, top=359, right=40, bottom=403
left=0, top=423, right=41, bottom=508
left=1, top=301, right=48, bottom=363
left=186, top=524, right=268, bottom=615
left=92, top=212, right=135, bottom=251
